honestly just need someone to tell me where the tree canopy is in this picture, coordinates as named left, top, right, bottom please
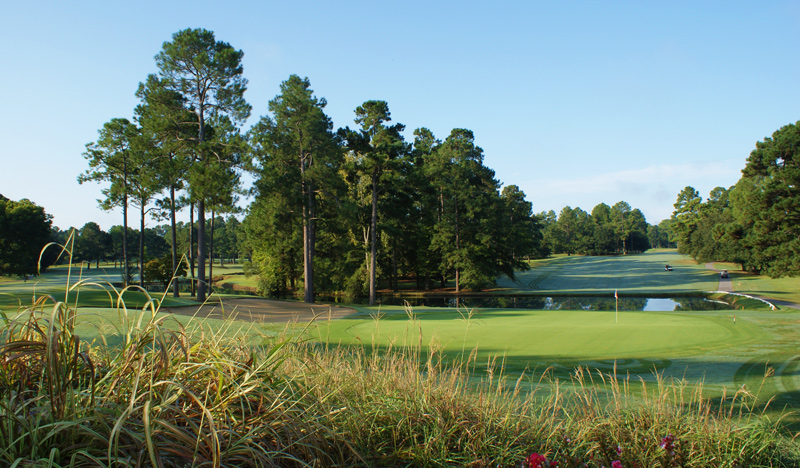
left=0, top=195, right=53, bottom=276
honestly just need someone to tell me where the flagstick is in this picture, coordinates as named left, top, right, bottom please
left=615, top=289, right=618, bottom=324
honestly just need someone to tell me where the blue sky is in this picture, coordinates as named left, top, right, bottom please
left=2, top=1, right=798, bottom=231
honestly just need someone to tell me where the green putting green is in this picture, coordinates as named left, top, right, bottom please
left=315, top=308, right=762, bottom=375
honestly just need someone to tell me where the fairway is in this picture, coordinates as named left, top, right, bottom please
left=496, top=250, right=720, bottom=294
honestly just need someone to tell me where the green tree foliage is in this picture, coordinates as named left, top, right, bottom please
left=75, top=222, right=112, bottom=268
left=0, top=195, right=53, bottom=276
left=671, top=186, right=735, bottom=265
left=135, top=73, right=195, bottom=297
left=155, top=27, right=251, bottom=302
left=79, top=118, right=138, bottom=285
left=610, top=201, right=633, bottom=254
left=590, top=203, right=617, bottom=255
left=340, top=101, right=407, bottom=304
left=627, top=208, right=649, bottom=253
left=407, top=128, right=443, bottom=289
left=247, top=75, right=339, bottom=302
left=127, top=129, right=165, bottom=287
left=648, top=219, right=674, bottom=249
left=552, top=206, right=592, bottom=255
left=541, top=201, right=651, bottom=256
left=429, top=129, right=513, bottom=291
left=82, top=31, right=560, bottom=298
left=671, top=186, right=702, bottom=253
left=143, top=254, right=187, bottom=289
left=728, top=121, right=800, bottom=276
left=499, top=185, right=548, bottom=264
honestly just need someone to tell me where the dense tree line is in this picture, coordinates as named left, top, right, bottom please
left=538, top=201, right=656, bottom=256
left=243, top=77, right=548, bottom=301
left=671, top=120, right=800, bottom=277
left=73, top=27, right=677, bottom=302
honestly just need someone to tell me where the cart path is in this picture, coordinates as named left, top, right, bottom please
left=704, top=262, right=800, bottom=310
left=705, top=262, right=734, bottom=293
left=160, top=297, right=358, bottom=323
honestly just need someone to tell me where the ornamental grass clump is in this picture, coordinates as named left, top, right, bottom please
left=292, top=340, right=800, bottom=467
left=0, top=272, right=354, bottom=466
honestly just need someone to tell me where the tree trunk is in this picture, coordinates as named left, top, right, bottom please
left=197, top=198, right=207, bottom=302
left=301, top=175, right=315, bottom=303
left=369, top=174, right=378, bottom=305
left=454, top=197, right=460, bottom=293
left=190, top=202, right=196, bottom=297
left=139, top=203, right=145, bottom=288
left=122, top=156, right=129, bottom=287
left=209, top=210, right=215, bottom=294
left=196, top=107, right=207, bottom=302
left=392, top=239, right=398, bottom=292
left=170, top=185, right=179, bottom=298
left=309, top=181, right=317, bottom=301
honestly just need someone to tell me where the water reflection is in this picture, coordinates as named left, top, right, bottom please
left=317, top=295, right=734, bottom=311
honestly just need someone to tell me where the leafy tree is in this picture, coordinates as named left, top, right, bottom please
left=551, top=206, right=591, bottom=255
left=647, top=219, right=674, bottom=249
left=143, top=254, right=187, bottom=289
left=728, top=121, right=800, bottom=276
left=143, top=228, right=171, bottom=260
left=671, top=186, right=702, bottom=255
left=127, top=129, right=164, bottom=286
left=429, top=129, right=510, bottom=291
left=627, top=208, right=649, bottom=253
left=340, top=100, right=406, bottom=304
left=408, top=127, right=442, bottom=289
left=75, top=222, right=112, bottom=268
left=611, top=201, right=633, bottom=254
left=248, top=75, right=339, bottom=302
left=539, top=210, right=559, bottom=254
left=135, top=73, right=195, bottom=297
left=79, top=118, right=138, bottom=285
left=155, top=27, right=251, bottom=302
left=669, top=186, right=737, bottom=264
left=499, top=185, right=544, bottom=264
left=0, top=195, right=53, bottom=276
left=590, top=203, right=617, bottom=255
left=40, top=227, right=69, bottom=269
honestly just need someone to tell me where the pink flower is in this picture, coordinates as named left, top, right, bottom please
left=527, top=453, right=547, bottom=468
left=660, top=434, right=676, bottom=456
left=612, top=461, right=623, bottom=468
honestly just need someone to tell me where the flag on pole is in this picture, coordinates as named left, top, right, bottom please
left=615, top=289, right=618, bottom=324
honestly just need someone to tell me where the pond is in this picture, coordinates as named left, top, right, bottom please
left=316, top=295, right=734, bottom=311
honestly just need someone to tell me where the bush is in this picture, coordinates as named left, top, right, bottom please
left=143, top=254, right=187, bottom=289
